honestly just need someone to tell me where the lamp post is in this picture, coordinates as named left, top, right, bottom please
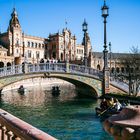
left=82, top=19, right=88, bottom=67
left=101, top=0, right=110, bottom=94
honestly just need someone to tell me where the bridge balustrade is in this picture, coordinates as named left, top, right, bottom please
left=0, top=65, right=23, bottom=77
left=69, top=64, right=102, bottom=77
left=27, top=63, right=66, bottom=73
left=0, top=63, right=102, bottom=78
left=0, top=109, right=56, bottom=140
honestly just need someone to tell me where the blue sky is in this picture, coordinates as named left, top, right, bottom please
left=0, top=0, right=140, bottom=53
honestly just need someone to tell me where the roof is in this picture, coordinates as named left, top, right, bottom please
left=92, top=52, right=139, bottom=59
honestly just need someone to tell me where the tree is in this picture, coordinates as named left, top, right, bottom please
left=118, top=46, right=140, bottom=96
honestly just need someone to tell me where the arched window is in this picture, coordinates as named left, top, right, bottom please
left=0, top=62, right=4, bottom=68
left=7, top=62, right=11, bottom=70
left=35, top=43, right=38, bottom=48
left=7, top=62, right=11, bottom=67
left=28, top=42, right=30, bottom=47
left=97, top=64, right=100, bottom=70
left=121, top=67, right=124, bottom=73
left=32, top=42, right=34, bottom=47
left=111, top=67, right=115, bottom=73
left=39, top=43, right=41, bottom=48
left=52, top=52, right=56, bottom=59
left=116, top=67, right=120, bottom=73
left=61, top=53, right=63, bottom=60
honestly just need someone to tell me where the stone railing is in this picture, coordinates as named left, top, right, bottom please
left=0, top=63, right=102, bottom=79
left=103, top=106, right=140, bottom=140
left=0, top=109, right=57, bottom=140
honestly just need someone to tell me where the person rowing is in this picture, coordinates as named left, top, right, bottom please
left=97, top=98, right=121, bottom=118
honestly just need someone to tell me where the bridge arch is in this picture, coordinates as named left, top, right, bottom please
left=47, top=74, right=99, bottom=98
left=0, top=72, right=102, bottom=98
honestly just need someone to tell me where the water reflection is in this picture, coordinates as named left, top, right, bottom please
left=2, top=84, right=76, bottom=107
left=0, top=80, right=113, bottom=140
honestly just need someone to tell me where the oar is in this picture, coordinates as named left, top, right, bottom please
left=98, top=105, right=114, bottom=117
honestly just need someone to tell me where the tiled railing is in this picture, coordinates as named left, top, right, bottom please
left=0, top=63, right=102, bottom=79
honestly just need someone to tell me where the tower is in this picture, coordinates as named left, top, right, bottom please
left=8, top=8, right=23, bottom=60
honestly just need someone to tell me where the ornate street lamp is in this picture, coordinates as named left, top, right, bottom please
left=82, top=19, right=88, bottom=66
left=101, top=0, right=110, bottom=94
left=82, top=19, right=88, bottom=32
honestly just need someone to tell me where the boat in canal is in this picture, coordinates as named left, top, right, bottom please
left=51, top=86, right=60, bottom=97
left=18, top=85, right=26, bottom=94
left=95, top=107, right=120, bottom=121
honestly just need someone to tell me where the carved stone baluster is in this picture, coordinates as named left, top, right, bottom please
left=1, top=126, right=6, bottom=140
left=12, top=135, right=20, bottom=140
left=5, top=130, right=13, bottom=140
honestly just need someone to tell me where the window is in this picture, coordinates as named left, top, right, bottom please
left=28, top=42, right=30, bottom=47
left=36, top=51, right=40, bottom=59
left=32, top=42, right=34, bottom=47
left=35, top=43, right=37, bottom=48
left=39, top=43, right=41, bottom=48
left=42, top=44, right=44, bottom=49
left=16, top=39, right=19, bottom=45
left=28, top=50, right=32, bottom=58
left=116, top=67, right=120, bottom=73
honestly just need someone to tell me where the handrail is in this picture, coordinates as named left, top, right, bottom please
left=0, top=109, right=57, bottom=140
left=0, top=63, right=102, bottom=78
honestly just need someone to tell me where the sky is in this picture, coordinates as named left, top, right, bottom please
left=0, top=0, right=140, bottom=53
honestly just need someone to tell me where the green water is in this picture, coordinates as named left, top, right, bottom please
left=0, top=85, right=113, bottom=140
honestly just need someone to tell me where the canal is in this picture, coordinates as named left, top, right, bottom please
left=0, top=78, right=113, bottom=140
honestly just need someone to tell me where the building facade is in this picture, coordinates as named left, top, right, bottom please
left=46, top=29, right=76, bottom=62
left=0, top=8, right=45, bottom=66
left=0, top=8, right=88, bottom=66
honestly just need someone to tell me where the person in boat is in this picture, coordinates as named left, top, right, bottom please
left=121, top=100, right=130, bottom=108
left=107, top=97, right=115, bottom=107
left=113, top=98, right=122, bottom=111
left=19, top=85, right=24, bottom=89
left=100, top=98, right=108, bottom=111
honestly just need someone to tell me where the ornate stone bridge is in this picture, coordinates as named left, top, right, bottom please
left=0, top=63, right=127, bottom=97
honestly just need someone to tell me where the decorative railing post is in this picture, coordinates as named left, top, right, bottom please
left=1, top=126, right=6, bottom=140
left=65, top=60, right=69, bottom=73
left=23, top=63, right=28, bottom=73
left=12, top=135, right=20, bottom=140
left=5, top=130, right=13, bottom=140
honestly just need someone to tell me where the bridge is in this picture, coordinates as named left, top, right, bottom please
left=0, top=63, right=128, bottom=97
